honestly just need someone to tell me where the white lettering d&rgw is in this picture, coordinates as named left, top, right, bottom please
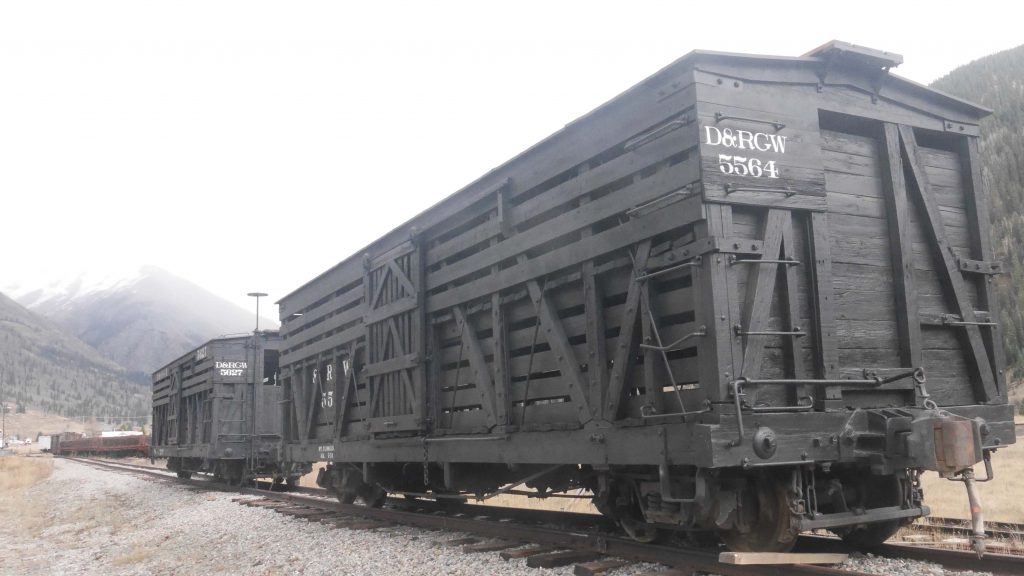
left=704, top=125, right=787, bottom=154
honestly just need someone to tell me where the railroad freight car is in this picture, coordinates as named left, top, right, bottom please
left=276, top=41, right=1013, bottom=553
left=51, top=433, right=149, bottom=458
left=151, top=333, right=310, bottom=484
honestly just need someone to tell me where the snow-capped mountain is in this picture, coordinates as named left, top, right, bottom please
left=6, top=265, right=278, bottom=378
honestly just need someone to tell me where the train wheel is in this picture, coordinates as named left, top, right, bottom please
left=620, top=517, right=660, bottom=543
left=176, top=471, right=192, bottom=480
left=832, top=474, right=905, bottom=548
left=337, top=491, right=357, bottom=504
left=718, top=480, right=798, bottom=553
left=360, top=485, right=388, bottom=508
left=594, top=478, right=660, bottom=544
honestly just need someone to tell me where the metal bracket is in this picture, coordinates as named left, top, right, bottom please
left=940, top=313, right=998, bottom=328
left=624, top=114, right=694, bottom=151
left=725, top=183, right=796, bottom=197
left=626, top=186, right=695, bottom=217
left=714, top=112, right=785, bottom=131
left=958, top=257, right=1003, bottom=275
left=639, top=326, right=707, bottom=352
left=729, top=256, right=800, bottom=266
left=635, top=257, right=702, bottom=282
left=734, top=324, right=806, bottom=338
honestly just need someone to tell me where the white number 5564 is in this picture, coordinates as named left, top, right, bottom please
left=718, top=154, right=779, bottom=179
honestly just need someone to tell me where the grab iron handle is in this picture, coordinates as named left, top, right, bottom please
left=730, top=257, right=800, bottom=266
left=725, top=183, right=796, bottom=197
left=639, top=326, right=706, bottom=352
left=635, top=258, right=701, bottom=282
left=714, top=112, right=785, bottom=131
left=624, top=114, right=694, bottom=150
left=941, top=314, right=998, bottom=327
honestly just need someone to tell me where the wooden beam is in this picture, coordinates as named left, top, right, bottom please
left=879, top=123, right=922, bottom=367
left=807, top=211, right=841, bottom=407
left=898, top=125, right=999, bottom=403
left=695, top=204, right=740, bottom=403
left=291, top=365, right=309, bottom=443
left=640, top=286, right=664, bottom=413
left=960, top=135, right=1006, bottom=398
left=779, top=215, right=806, bottom=404
left=526, top=279, right=593, bottom=424
left=604, top=240, right=651, bottom=420
left=740, top=209, right=787, bottom=380
left=718, top=552, right=848, bottom=565
left=491, top=193, right=511, bottom=427
left=335, top=353, right=354, bottom=442
left=491, top=294, right=510, bottom=427
left=303, top=357, right=321, bottom=441
left=579, top=164, right=609, bottom=417
left=453, top=305, right=498, bottom=427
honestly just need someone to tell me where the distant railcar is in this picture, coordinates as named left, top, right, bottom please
left=274, top=41, right=1014, bottom=552
left=150, top=333, right=310, bottom=484
left=52, top=433, right=149, bottom=458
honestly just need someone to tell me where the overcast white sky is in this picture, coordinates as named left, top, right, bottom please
left=1, top=1, right=1020, bottom=314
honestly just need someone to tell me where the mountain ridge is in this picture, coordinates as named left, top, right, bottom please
left=8, top=265, right=278, bottom=378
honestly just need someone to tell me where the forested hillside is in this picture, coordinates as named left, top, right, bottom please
left=0, top=291, right=149, bottom=425
left=931, top=44, right=1024, bottom=388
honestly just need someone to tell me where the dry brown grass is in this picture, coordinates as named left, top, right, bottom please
left=0, top=455, right=55, bottom=535
left=0, top=454, right=54, bottom=490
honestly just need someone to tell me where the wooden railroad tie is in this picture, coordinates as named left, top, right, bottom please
left=718, top=552, right=848, bottom=565
left=433, top=537, right=480, bottom=547
left=462, top=540, right=519, bottom=553
left=499, top=546, right=558, bottom=560
left=573, top=558, right=633, bottom=576
left=526, top=550, right=604, bottom=569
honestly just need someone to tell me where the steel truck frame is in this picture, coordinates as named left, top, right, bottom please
left=276, top=41, right=1013, bottom=552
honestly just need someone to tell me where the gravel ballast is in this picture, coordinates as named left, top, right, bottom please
left=0, top=459, right=661, bottom=576
left=0, top=458, right=998, bottom=576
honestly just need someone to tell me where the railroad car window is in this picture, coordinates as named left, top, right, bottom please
left=263, top=349, right=280, bottom=385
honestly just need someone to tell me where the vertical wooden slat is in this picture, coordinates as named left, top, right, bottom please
left=879, top=123, right=923, bottom=368
left=807, top=211, right=841, bottom=408
left=490, top=294, right=510, bottom=427
left=291, top=365, right=309, bottom=444
left=779, top=215, right=806, bottom=405
left=579, top=163, right=609, bottom=417
left=899, top=125, right=998, bottom=403
left=641, top=287, right=666, bottom=414
left=491, top=190, right=511, bottom=427
left=960, top=135, right=1005, bottom=398
left=695, top=204, right=739, bottom=404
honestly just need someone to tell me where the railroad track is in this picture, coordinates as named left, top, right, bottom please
left=65, top=457, right=1024, bottom=576
left=907, top=516, right=1024, bottom=547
